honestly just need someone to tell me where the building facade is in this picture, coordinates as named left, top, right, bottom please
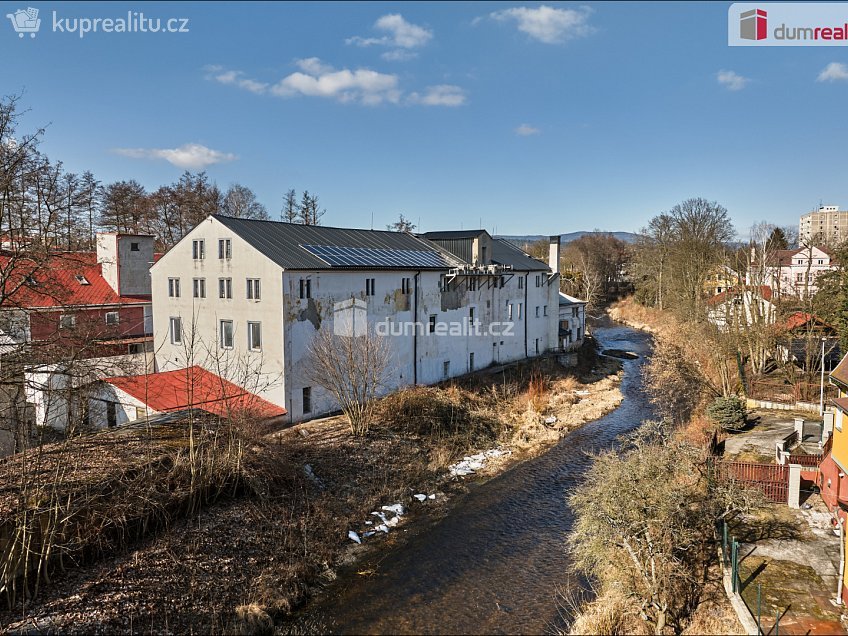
left=800, top=205, right=848, bottom=246
left=151, top=216, right=564, bottom=422
left=747, top=246, right=835, bottom=299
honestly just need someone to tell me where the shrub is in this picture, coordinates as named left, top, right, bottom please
left=706, top=396, right=747, bottom=430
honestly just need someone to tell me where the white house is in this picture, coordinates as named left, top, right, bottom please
left=706, top=286, right=776, bottom=332
left=747, top=246, right=835, bottom=299
left=558, top=292, right=587, bottom=351
left=150, top=216, right=562, bottom=422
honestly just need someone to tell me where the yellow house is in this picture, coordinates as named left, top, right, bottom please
left=703, top=264, right=742, bottom=297
left=820, top=353, right=848, bottom=604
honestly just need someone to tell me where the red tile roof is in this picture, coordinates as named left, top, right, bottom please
left=831, top=355, right=848, bottom=389
left=104, top=366, right=286, bottom=419
left=0, top=252, right=150, bottom=309
left=782, top=311, right=832, bottom=331
left=707, top=285, right=773, bottom=306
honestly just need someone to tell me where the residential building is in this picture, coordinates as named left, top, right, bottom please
left=746, top=245, right=835, bottom=299
left=706, top=286, right=776, bottom=331
left=558, top=292, right=586, bottom=351
left=151, top=216, right=561, bottom=422
left=703, top=264, right=742, bottom=297
left=800, top=205, right=848, bottom=246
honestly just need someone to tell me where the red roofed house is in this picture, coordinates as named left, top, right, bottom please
left=706, top=286, right=776, bottom=332
left=747, top=245, right=835, bottom=299
left=90, top=366, right=285, bottom=427
left=0, top=233, right=156, bottom=359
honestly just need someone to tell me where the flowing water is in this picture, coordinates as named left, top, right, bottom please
left=302, top=323, right=654, bottom=635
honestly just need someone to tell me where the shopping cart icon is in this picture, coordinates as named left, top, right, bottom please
left=6, top=8, right=41, bottom=38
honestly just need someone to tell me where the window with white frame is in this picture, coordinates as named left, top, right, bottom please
left=518, top=277, right=524, bottom=290
left=193, top=278, right=206, bottom=298
left=192, top=239, right=205, bottom=260
left=247, top=321, right=262, bottom=351
left=59, top=314, right=76, bottom=329
left=401, top=277, right=411, bottom=295
left=219, top=278, right=232, bottom=299
left=219, top=319, right=234, bottom=349
left=169, top=317, right=182, bottom=344
left=168, top=278, right=181, bottom=298
left=517, top=303, right=523, bottom=319
left=365, top=278, right=376, bottom=296
left=218, top=238, right=232, bottom=260
left=105, top=311, right=119, bottom=325
left=535, top=275, right=541, bottom=287
left=507, top=302, right=513, bottom=320
left=247, top=278, right=261, bottom=300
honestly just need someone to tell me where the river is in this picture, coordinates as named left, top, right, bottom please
left=297, top=323, right=654, bottom=635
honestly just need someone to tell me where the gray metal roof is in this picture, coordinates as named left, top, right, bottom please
left=214, top=215, right=461, bottom=271
left=491, top=239, right=551, bottom=272
left=422, top=230, right=486, bottom=240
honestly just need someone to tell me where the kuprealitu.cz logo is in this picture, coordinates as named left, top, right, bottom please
left=6, top=6, right=190, bottom=39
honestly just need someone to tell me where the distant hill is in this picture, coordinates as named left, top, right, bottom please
left=497, top=231, right=640, bottom=245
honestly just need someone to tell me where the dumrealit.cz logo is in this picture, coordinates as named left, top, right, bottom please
left=730, top=3, right=848, bottom=46
left=6, top=6, right=190, bottom=39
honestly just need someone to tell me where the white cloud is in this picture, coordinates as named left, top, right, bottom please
left=407, top=85, right=467, bottom=107
left=206, top=60, right=467, bottom=107
left=271, top=58, right=401, bottom=105
left=113, top=143, right=237, bottom=170
left=347, top=14, right=433, bottom=49
left=487, top=5, right=594, bottom=44
left=717, top=70, right=749, bottom=91
left=381, top=49, right=418, bottom=62
left=515, top=124, right=540, bottom=136
left=817, top=62, right=848, bottom=82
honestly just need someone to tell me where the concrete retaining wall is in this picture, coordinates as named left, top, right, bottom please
left=746, top=398, right=819, bottom=414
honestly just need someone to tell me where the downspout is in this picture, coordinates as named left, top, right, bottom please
left=413, top=271, right=420, bottom=385
left=837, top=515, right=845, bottom=605
left=524, top=273, right=529, bottom=358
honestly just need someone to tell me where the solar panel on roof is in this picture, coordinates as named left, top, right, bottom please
left=301, top=244, right=447, bottom=268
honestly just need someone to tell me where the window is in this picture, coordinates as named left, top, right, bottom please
left=401, top=277, right=411, bottom=295
left=543, top=305, right=548, bottom=317
left=247, top=278, right=261, bottom=300
left=572, top=307, right=578, bottom=317
left=535, top=306, right=540, bottom=318
left=105, top=311, right=119, bottom=325
left=796, top=273, right=804, bottom=282
left=219, top=319, right=234, bottom=349
left=247, top=321, right=262, bottom=351
left=299, top=278, right=312, bottom=299
left=535, top=338, right=540, bottom=354
left=219, top=278, right=232, bottom=299
left=130, top=242, right=140, bottom=252
left=439, top=275, right=448, bottom=292
left=469, top=278, right=477, bottom=292
left=135, top=407, right=146, bottom=421
left=469, top=307, right=476, bottom=323
left=128, top=343, right=142, bottom=355
left=192, top=239, right=205, bottom=260
left=518, top=277, right=524, bottom=290
left=302, top=387, right=312, bottom=414
left=469, top=352, right=475, bottom=372
left=106, top=402, right=117, bottom=428
left=74, top=275, right=90, bottom=285
left=499, top=276, right=505, bottom=288
left=169, top=317, right=182, bottom=344
left=168, top=278, right=181, bottom=298
left=508, top=302, right=513, bottom=320
left=218, top=238, right=232, bottom=260
left=365, top=278, right=376, bottom=296
left=443, top=360, right=450, bottom=378
left=518, top=303, right=523, bottom=319
left=59, top=314, right=76, bottom=329
left=429, top=314, right=437, bottom=333
left=193, top=278, right=206, bottom=298
left=535, top=275, right=541, bottom=288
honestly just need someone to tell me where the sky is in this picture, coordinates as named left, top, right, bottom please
left=2, top=1, right=848, bottom=237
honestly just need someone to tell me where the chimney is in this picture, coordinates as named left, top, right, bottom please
left=96, top=233, right=155, bottom=297
left=548, top=235, right=561, bottom=274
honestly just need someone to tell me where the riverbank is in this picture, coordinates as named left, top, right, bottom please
left=1, top=342, right=623, bottom=634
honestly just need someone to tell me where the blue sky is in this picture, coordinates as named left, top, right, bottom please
left=2, top=1, right=848, bottom=236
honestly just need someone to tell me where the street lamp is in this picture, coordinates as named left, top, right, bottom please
left=821, top=336, right=828, bottom=416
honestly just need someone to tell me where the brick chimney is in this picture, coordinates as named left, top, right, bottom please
left=96, top=233, right=155, bottom=297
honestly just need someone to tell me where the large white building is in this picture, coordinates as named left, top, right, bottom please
left=150, top=216, right=567, bottom=422
left=747, top=245, right=835, bottom=299
left=800, top=205, right=848, bottom=246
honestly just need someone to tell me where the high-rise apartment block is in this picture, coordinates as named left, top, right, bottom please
left=799, top=205, right=848, bottom=246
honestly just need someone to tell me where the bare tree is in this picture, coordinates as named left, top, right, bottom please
left=221, top=183, right=269, bottom=220
left=281, top=188, right=299, bottom=223
left=306, top=324, right=392, bottom=436
left=387, top=214, right=416, bottom=233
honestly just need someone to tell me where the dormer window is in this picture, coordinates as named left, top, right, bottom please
left=24, top=275, right=37, bottom=287
left=75, top=275, right=90, bottom=285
